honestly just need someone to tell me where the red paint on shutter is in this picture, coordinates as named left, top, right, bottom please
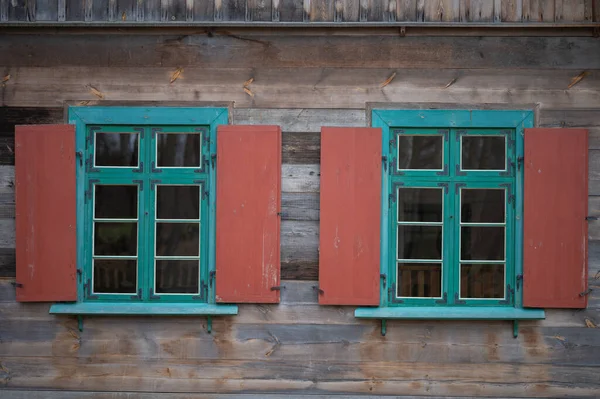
left=523, top=128, right=588, bottom=308
left=319, top=127, right=381, bottom=305
left=215, top=125, right=281, bottom=303
left=15, top=124, right=77, bottom=302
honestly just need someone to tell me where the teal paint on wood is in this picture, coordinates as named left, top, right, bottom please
left=49, top=302, right=238, bottom=315
left=354, top=306, right=545, bottom=320
left=67, top=106, right=228, bottom=313
left=370, top=109, right=538, bottom=319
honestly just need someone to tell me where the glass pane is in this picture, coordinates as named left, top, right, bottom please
left=461, top=136, right=505, bottom=170
left=95, top=132, right=139, bottom=167
left=157, top=133, right=201, bottom=167
left=93, top=259, right=137, bottom=294
left=398, top=135, right=443, bottom=170
left=461, top=189, right=505, bottom=223
left=398, top=188, right=443, bottom=222
left=461, top=226, right=504, bottom=261
left=157, top=185, right=200, bottom=220
left=156, top=223, right=200, bottom=256
left=94, top=222, right=137, bottom=256
left=156, top=260, right=200, bottom=294
left=398, top=263, right=442, bottom=298
left=95, top=185, right=138, bottom=219
left=460, top=264, right=505, bottom=299
left=398, top=225, right=442, bottom=260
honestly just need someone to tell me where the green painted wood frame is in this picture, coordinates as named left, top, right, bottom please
left=358, top=109, right=544, bottom=320
left=50, top=106, right=237, bottom=316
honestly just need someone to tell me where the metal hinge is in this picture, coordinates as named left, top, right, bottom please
left=271, top=285, right=286, bottom=291
left=586, top=216, right=599, bottom=221
left=211, top=154, right=217, bottom=168
left=76, top=269, right=82, bottom=283
left=380, top=273, right=387, bottom=288
left=382, top=156, right=388, bottom=173
left=517, top=156, right=524, bottom=171
left=516, top=274, right=523, bottom=291
left=312, top=285, right=324, bottom=295
left=209, top=270, right=216, bottom=288
left=454, top=292, right=466, bottom=305
left=580, top=288, right=593, bottom=297
left=10, top=281, right=23, bottom=288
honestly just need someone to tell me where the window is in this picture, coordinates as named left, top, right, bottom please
left=389, top=128, right=515, bottom=306
left=85, top=125, right=210, bottom=302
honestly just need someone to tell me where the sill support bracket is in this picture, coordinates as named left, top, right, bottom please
left=207, top=316, right=212, bottom=334
left=513, top=320, right=519, bottom=339
left=381, top=319, right=387, bottom=336
left=78, top=315, right=84, bottom=332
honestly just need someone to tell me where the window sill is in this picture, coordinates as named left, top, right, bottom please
left=49, top=302, right=238, bottom=316
left=354, top=306, right=545, bottom=320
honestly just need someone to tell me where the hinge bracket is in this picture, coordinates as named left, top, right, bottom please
left=586, top=216, right=599, bottom=221
left=209, top=270, right=216, bottom=288
left=10, top=281, right=23, bottom=288
left=580, top=288, right=593, bottom=297
left=380, top=273, right=386, bottom=288
left=516, top=274, right=523, bottom=291
left=312, top=285, right=324, bottom=295
left=271, top=285, right=285, bottom=291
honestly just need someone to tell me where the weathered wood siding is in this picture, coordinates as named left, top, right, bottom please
left=1, top=0, right=599, bottom=23
left=0, top=29, right=599, bottom=398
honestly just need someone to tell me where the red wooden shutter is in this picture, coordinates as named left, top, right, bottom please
left=523, top=128, right=588, bottom=308
left=319, top=127, right=381, bottom=305
left=215, top=125, right=281, bottom=303
left=15, top=124, right=77, bottom=302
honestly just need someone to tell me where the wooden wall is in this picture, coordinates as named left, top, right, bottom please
left=1, top=29, right=600, bottom=398
left=1, top=0, right=600, bottom=23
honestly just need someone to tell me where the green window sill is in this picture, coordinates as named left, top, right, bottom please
left=49, top=302, right=238, bottom=316
left=354, top=306, right=545, bottom=320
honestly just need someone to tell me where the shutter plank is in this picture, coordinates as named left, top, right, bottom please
left=319, top=127, right=381, bottom=305
left=523, top=128, right=588, bottom=309
left=15, top=124, right=76, bottom=302
left=216, top=125, right=281, bottom=303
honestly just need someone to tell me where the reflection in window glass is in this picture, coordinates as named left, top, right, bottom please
left=95, top=185, right=138, bottom=219
left=398, top=263, right=442, bottom=298
left=398, top=135, right=443, bottom=170
left=95, top=132, right=139, bottom=167
left=461, top=226, right=505, bottom=261
left=156, top=260, right=199, bottom=294
left=157, top=185, right=200, bottom=220
left=398, top=188, right=443, bottom=222
left=94, top=222, right=138, bottom=256
left=156, top=223, right=200, bottom=257
left=398, top=225, right=442, bottom=260
left=461, top=189, right=505, bottom=223
left=460, top=264, right=505, bottom=299
left=157, top=133, right=201, bottom=167
left=93, top=259, right=137, bottom=294
left=461, top=136, right=505, bottom=170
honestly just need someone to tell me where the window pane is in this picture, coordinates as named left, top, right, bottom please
left=156, top=260, right=200, bottom=294
left=95, top=185, right=138, bottom=219
left=460, top=264, right=505, bottom=299
left=461, top=226, right=504, bottom=261
left=398, top=263, right=442, bottom=298
left=398, top=188, right=443, bottom=222
left=398, top=225, right=442, bottom=260
left=93, top=259, right=137, bottom=294
left=157, top=185, right=200, bottom=220
left=95, top=132, right=139, bottom=167
left=157, top=133, right=201, bottom=167
left=156, top=223, right=200, bottom=256
left=94, top=222, right=137, bottom=256
left=461, top=136, right=505, bottom=170
left=461, top=189, right=505, bottom=223
left=398, top=135, right=443, bottom=170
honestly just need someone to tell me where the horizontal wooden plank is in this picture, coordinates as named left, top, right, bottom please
left=3, top=67, right=600, bottom=108
left=282, top=132, right=320, bottom=164
left=281, top=192, right=319, bottom=221
left=2, top=35, right=600, bottom=70
left=1, top=356, right=600, bottom=396
left=540, top=108, right=600, bottom=128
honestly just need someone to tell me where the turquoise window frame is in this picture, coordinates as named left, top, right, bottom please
left=356, top=109, right=544, bottom=322
left=50, top=106, right=237, bottom=316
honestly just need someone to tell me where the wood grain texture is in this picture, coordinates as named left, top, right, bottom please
left=319, top=127, right=381, bottom=305
left=14, top=125, right=77, bottom=302
left=3, top=35, right=600, bottom=71
left=216, top=125, right=281, bottom=303
left=460, top=0, right=494, bottom=21
left=523, top=128, right=589, bottom=309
